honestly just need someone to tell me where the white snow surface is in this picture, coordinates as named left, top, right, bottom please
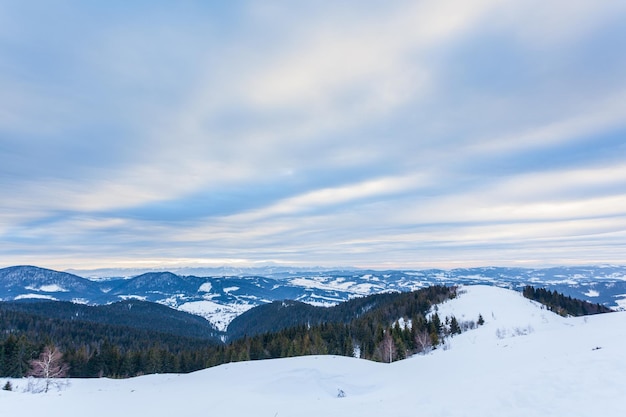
left=289, top=276, right=381, bottom=294
left=24, top=284, right=69, bottom=292
left=3, top=285, right=625, bottom=416
left=178, top=300, right=255, bottom=332
left=117, top=295, right=147, bottom=301
left=14, top=294, right=57, bottom=300
left=614, top=294, right=626, bottom=310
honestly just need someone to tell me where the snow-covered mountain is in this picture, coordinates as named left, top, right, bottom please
left=2, top=265, right=625, bottom=331
left=2, top=285, right=625, bottom=416
left=0, top=265, right=106, bottom=303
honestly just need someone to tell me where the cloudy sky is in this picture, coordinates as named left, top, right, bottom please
left=1, top=0, right=625, bottom=271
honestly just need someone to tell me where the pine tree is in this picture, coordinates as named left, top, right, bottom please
left=431, top=313, right=442, bottom=333
left=449, top=316, right=461, bottom=335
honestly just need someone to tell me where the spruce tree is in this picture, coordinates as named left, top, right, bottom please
left=449, top=316, right=461, bottom=335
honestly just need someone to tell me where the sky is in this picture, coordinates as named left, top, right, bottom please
left=1, top=0, right=625, bottom=271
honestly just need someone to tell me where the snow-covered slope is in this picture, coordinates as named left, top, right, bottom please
left=3, top=266, right=626, bottom=332
left=2, top=285, right=625, bottom=416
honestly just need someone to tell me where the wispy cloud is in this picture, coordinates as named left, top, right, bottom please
left=1, top=0, right=625, bottom=269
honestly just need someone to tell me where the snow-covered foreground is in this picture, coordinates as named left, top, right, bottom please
left=2, top=285, right=625, bottom=416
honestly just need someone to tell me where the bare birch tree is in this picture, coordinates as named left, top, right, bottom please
left=381, top=330, right=396, bottom=363
left=28, top=345, right=69, bottom=393
left=414, top=330, right=432, bottom=354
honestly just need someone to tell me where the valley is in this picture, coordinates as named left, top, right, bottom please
left=1, top=265, right=625, bottom=333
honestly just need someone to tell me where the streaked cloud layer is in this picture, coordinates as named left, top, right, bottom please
left=1, top=0, right=625, bottom=270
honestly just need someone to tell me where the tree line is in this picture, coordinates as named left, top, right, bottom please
left=522, top=286, right=612, bottom=316
left=2, top=285, right=472, bottom=378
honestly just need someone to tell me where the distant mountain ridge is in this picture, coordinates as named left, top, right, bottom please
left=1, top=265, right=625, bottom=331
left=0, top=265, right=106, bottom=302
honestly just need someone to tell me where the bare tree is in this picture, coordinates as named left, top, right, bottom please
left=28, top=346, right=69, bottom=393
left=414, top=330, right=432, bottom=354
left=381, top=330, right=396, bottom=363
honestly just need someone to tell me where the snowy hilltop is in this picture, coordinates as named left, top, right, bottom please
left=2, top=285, right=624, bottom=416
left=2, top=265, right=626, bottom=333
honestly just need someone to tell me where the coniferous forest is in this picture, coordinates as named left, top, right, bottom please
left=522, top=286, right=612, bottom=316
left=1, top=285, right=609, bottom=379
left=1, top=285, right=467, bottom=377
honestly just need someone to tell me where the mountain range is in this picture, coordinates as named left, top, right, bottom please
left=1, top=264, right=625, bottom=333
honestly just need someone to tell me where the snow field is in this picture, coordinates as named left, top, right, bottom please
left=2, top=285, right=625, bottom=416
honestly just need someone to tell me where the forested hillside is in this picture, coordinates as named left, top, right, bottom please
left=0, top=299, right=220, bottom=340
left=1, top=285, right=461, bottom=377
left=522, top=286, right=613, bottom=316
left=0, top=306, right=225, bottom=378
left=1, top=285, right=610, bottom=379
left=227, top=288, right=452, bottom=340
left=226, top=285, right=469, bottom=363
